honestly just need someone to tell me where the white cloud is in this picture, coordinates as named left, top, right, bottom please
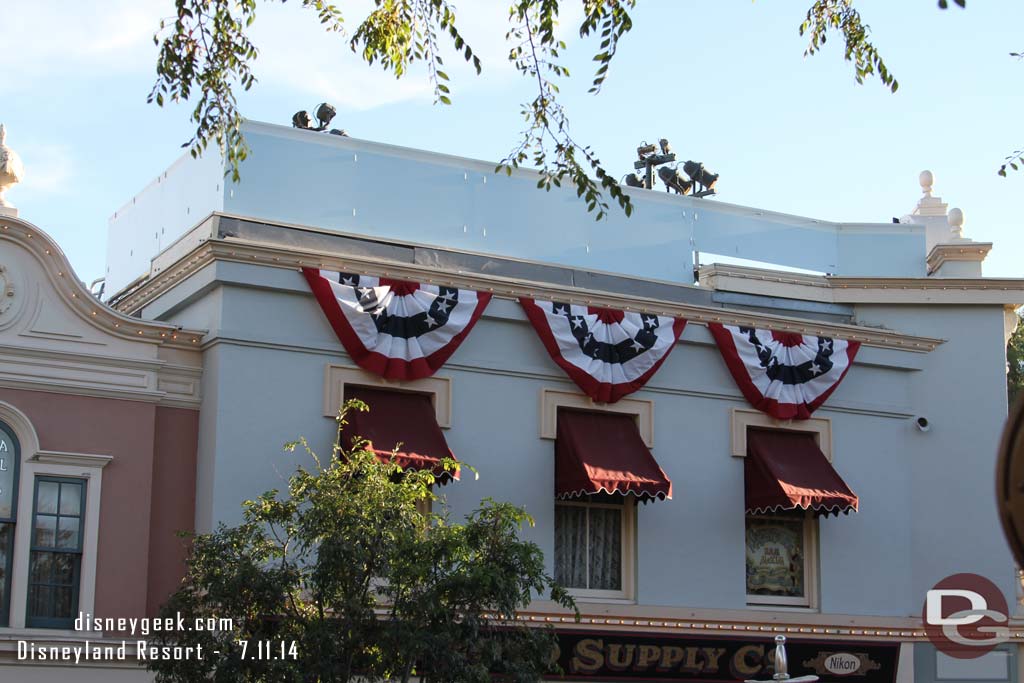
left=0, top=0, right=587, bottom=108
left=15, top=143, right=74, bottom=195
left=247, top=0, right=586, bottom=110
left=0, top=0, right=164, bottom=90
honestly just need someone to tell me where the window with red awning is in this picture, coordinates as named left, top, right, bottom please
left=341, top=385, right=458, bottom=484
left=555, top=409, right=672, bottom=503
left=745, top=428, right=858, bottom=516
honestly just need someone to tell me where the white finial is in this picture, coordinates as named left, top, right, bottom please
left=949, top=207, right=965, bottom=239
left=949, top=207, right=964, bottom=229
left=919, top=170, right=934, bottom=197
left=0, top=123, right=25, bottom=217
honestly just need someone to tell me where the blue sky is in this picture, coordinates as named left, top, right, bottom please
left=2, top=1, right=1022, bottom=284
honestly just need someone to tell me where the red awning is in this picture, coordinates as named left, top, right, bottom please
left=555, top=409, right=672, bottom=502
left=745, top=428, right=858, bottom=516
left=342, top=385, right=458, bottom=484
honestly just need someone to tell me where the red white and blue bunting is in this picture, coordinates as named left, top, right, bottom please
left=708, top=323, right=860, bottom=420
left=520, top=298, right=687, bottom=403
left=303, top=268, right=491, bottom=380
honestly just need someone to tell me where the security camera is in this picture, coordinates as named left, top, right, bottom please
left=915, top=416, right=930, bottom=432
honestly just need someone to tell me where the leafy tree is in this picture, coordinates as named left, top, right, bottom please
left=146, top=400, right=576, bottom=683
left=149, top=0, right=985, bottom=220
left=1009, top=310, right=1024, bottom=406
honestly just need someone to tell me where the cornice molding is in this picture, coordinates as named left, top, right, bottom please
left=700, top=263, right=1024, bottom=305
left=31, top=450, right=113, bottom=469
left=116, top=239, right=945, bottom=353
left=926, top=241, right=993, bottom=274
left=0, top=342, right=202, bottom=408
left=0, top=216, right=206, bottom=349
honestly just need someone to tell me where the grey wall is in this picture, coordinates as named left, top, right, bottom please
left=142, top=259, right=1014, bottom=618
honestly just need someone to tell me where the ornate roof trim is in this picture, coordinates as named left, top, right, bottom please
left=0, top=215, right=205, bottom=350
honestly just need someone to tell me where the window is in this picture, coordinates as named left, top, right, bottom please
left=27, top=477, right=86, bottom=628
left=554, top=494, right=635, bottom=599
left=745, top=512, right=816, bottom=608
left=0, top=420, right=19, bottom=627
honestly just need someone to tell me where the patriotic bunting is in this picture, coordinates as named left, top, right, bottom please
left=708, top=323, right=860, bottom=420
left=303, top=268, right=491, bottom=380
left=520, top=298, right=687, bottom=403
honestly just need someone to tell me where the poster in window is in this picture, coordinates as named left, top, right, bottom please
left=745, top=516, right=805, bottom=597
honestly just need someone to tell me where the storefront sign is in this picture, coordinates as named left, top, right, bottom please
left=553, top=631, right=898, bottom=682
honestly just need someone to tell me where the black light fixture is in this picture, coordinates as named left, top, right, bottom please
left=631, top=139, right=676, bottom=189
left=682, top=160, right=719, bottom=194
left=636, top=142, right=658, bottom=162
left=626, top=138, right=719, bottom=197
left=624, top=173, right=646, bottom=188
left=657, top=166, right=692, bottom=195
left=291, top=103, right=347, bottom=136
left=315, top=102, right=336, bottom=129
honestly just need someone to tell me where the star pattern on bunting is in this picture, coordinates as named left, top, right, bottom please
left=303, top=268, right=491, bottom=380
left=708, top=323, right=860, bottom=420
left=519, top=298, right=687, bottom=403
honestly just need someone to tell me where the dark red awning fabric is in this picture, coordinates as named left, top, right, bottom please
left=555, top=409, right=672, bottom=502
left=342, top=385, right=458, bottom=484
left=745, top=428, right=858, bottom=516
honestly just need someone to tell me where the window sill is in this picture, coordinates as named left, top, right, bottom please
left=745, top=603, right=819, bottom=613
left=569, top=595, right=637, bottom=606
left=0, top=627, right=101, bottom=643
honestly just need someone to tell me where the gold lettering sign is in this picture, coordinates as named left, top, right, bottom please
left=571, top=638, right=604, bottom=675
left=732, top=644, right=765, bottom=678
left=556, top=631, right=898, bottom=682
left=571, top=639, right=747, bottom=677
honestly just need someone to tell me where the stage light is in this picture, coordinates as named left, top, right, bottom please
left=682, top=161, right=718, bottom=191
left=292, top=103, right=344, bottom=134
left=658, top=166, right=692, bottom=195
left=625, top=173, right=646, bottom=188
left=315, top=103, right=337, bottom=129
left=636, top=143, right=657, bottom=161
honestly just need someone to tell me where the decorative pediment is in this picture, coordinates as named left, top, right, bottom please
left=0, top=216, right=204, bottom=407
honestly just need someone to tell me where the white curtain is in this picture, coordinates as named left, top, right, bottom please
left=588, top=507, right=621, bottom=590
left=555, top=504, right=621, bottom=590
left=555, top=505, right=587, bottom=588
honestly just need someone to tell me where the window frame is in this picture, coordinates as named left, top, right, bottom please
left=554, top=495, right=636, bottom=602
left=547, top=394, right=649, bottom=604
left=0, top=398, right=111, bottom=633
left=0, top=419, right=21, bottom=628
left=26, top=476, right=87, bottom=629
left=744, top=510, right=819, bottom=609
left=732, top=410, right=829, bottom=611
left=325, top=364, right=451, bottom=427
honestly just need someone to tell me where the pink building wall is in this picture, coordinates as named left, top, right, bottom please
left=1, top=388, right=198, bottom=619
